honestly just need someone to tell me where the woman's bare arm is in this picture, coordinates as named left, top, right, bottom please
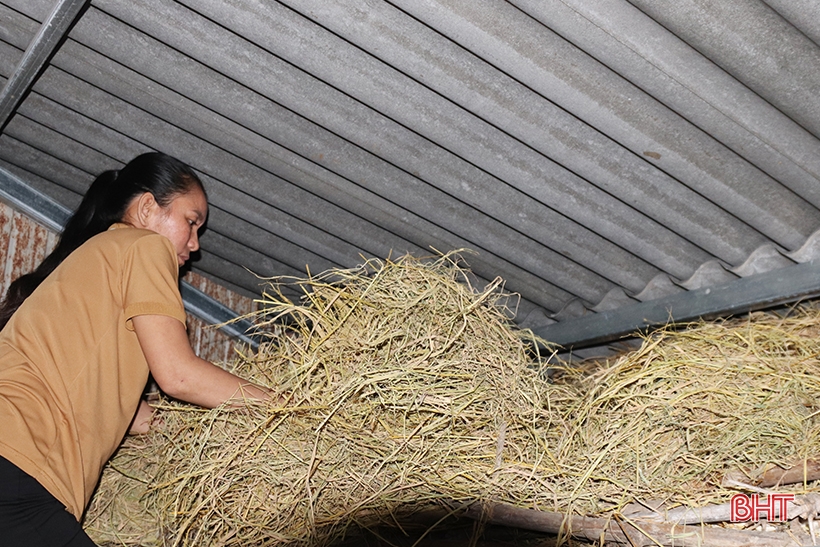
left=131, top=314, right=271, bottom=408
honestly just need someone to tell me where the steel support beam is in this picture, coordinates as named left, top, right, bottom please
left=0, top=168, right=67, bottom=232
left=0, top=166, right=258, bottom=348
left=0, top=0, right=90, bottom=133
left=533, top=262, right=820, bottom=350
left=179, top=283, right=258, bottom=347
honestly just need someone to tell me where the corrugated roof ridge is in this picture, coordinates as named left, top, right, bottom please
left=543, top=228, right=820, bottom=325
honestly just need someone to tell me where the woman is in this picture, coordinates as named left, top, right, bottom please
left=0, top=152, right=270, bottom=546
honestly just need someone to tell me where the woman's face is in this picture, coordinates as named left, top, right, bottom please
left=143, top=187, right=209, bottom=266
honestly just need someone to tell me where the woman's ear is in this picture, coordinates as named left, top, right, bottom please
left=132, top=192, right=160, bottom=228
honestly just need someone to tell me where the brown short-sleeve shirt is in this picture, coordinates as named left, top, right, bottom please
left=0, top=224, right=187, bottom=519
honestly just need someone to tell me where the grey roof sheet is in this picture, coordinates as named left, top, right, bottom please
left=1, top=0, right=819, bottom=346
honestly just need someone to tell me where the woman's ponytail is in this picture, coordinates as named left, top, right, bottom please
left=0, top=152, right=204, bottom=330
left=57, top=169, right=120, bottom=252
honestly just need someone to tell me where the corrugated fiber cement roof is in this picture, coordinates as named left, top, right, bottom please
left=1, top=0, right=820, bottom=352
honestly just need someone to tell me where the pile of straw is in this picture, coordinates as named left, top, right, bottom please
left=86, top=252, right=565, bottom=546
left=545, top=311, right=820, bottom=516
left=84, top=252, right=820, bottom=546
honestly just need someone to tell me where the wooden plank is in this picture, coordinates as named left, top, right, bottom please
left=456, top=501, right=800, bottom=546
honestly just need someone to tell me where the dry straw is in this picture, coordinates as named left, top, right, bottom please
left=548, top=309, right=820, bottom=516
left=86, top=251, right=566, bottom=546
left=85, top=253, right=820, bottom=546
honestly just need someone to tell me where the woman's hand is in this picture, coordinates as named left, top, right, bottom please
left=128, top=398, right=155, bottom=435
left=131, top=314, right=273, bottom=408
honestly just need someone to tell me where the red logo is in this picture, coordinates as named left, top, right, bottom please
left=730, top=493, right=794, bottom=522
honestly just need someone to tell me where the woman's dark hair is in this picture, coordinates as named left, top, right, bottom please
left=0, top=151, right=205, bottom=330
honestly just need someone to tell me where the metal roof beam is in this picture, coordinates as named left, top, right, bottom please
left=534, top=263, right=820, bottom=350
left=0, top=0, right=90, bottom=134
left=0, top=165, right=258, bottom=348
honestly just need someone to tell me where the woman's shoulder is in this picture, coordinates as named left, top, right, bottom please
left=78, top=225, right=177, bottom=266
left=92, top=223, right=172, bottom=248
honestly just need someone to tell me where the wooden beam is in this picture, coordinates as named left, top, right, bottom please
left=456, top=500, right=800, bottom=546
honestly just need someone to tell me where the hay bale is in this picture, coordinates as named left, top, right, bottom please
left=85, top=253, right=820, bottom=546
